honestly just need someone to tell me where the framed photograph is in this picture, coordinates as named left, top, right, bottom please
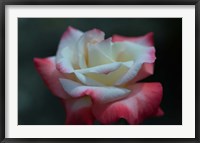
left=1, top=0, right=199, bottom=142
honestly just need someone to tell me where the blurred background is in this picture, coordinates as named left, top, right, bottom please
left=18, top=18, right=182, bottom=125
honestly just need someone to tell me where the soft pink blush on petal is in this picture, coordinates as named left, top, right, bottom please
left=34, top=57, right=69, bottom=99
left=60, top=26, right=81, bottom=40
left=92, top=83, right=163, bottom=124
left=114, top=51, right=156, bottom=85
left=56, top=26, right=83, bottom=73
left=34, top=57, right=95, bottom=124
left=61, top=96, right=95, bottom=125
left=112, top=32, right=154, bottom=47
left=127, top=63, right=154, bottom=84
left=113, top=33, right=155, bottom=83
left=59, top=78, right=130, bottom=104
left=155, top=107, right=164, bottom=117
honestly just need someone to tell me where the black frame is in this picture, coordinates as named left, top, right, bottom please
left=0, top=0, right=199, bottom=143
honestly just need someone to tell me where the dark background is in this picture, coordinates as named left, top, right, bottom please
left=18, top=18, right=182, bottom=125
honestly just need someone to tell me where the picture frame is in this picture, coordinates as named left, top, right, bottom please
left=0, top=0, right=199, bottom=142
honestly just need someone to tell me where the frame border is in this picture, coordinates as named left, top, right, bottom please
left=1, top=0, right=199, bottom=143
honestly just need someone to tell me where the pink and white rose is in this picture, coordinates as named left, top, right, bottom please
left=34, top=26, right=163, bottom=125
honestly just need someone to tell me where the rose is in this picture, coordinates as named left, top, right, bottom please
left=34, top=26, right=163, bottom=125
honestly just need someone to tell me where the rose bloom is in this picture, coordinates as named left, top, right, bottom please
left=34, top=26, right=163, bottom=125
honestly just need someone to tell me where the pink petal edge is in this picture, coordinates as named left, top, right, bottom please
left=112, top=32, right=156, bottom=84
left=112, top=32, right=154, bottom=47
left=61, top=26, right=81, bottom=40
left=34, top=57, right=68, bottom=99
left=128, top=63, right=154, bottom=84
left=92, top=82, right=163, bottom=124
left=56, top=26, right=83, bottom=74
left=61, top=97, right=95, bottom=125
left=34, top=57, right=95, bottom=124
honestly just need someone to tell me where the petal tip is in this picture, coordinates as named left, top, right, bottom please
left=33, top=58, right=42, bottom=70
left=33, top=57, right=49, bottom=68
left=56, top=62, right=71, bottom=73
left=67, top=25, right=76, bottom=30
left=146, top=32, right=154, bottom=37
left=155, top=108, right=164, bottom=117
left=61, top=26, right=78, bottom=40
left=151, top=82, right=163, bottom=95
left=92, top=28, right=103, bottom=33
left=145, top=32, right=154, bottom=46
left=88, top=28, right=105, bottom=37
left=33, top=57, right=40, bottom=66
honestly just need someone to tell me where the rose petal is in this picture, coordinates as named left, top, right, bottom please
left=75, top=61, right=133, bottom=86
left=76, top=29, right=105, bottom=69
left=56, top=26, right=83, bottom=73
left=115, top=61, right=142, bottom=85
left=84, top=64, right=130, bottom=86
left=33, top=57, right=68, bottom=99
left=112, top=32, right=154, bottom=47
left=155, top=107, right=164, bottom=117
left=61, top=96, right=95, bottom=125
left=112, top=41, right=155, bottom=63
left=88, top=38, right=114, bottom=67
left=113, top=42, right=156, bottom=85
left=75, top=62, right=122, bottom=74
left=92, top=82, right=163, bottom=124
left=74, top=72, right=104, bottom=86
left=112, top=33, right=156, bottom=84
left=59, top=78, right=130, bottom=104
left=127, top=63, right=154, bottom=84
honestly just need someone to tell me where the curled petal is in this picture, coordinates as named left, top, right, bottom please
left=56, top=26, right=83, bottom=73
left=74, top=72, right=104, bottom=86
left=74, top=61, right=133, bottom=86
left=92, top=82, right=163, bottom=124
left=127, top=63, right=154, bottom=83
left=84, top=64, right=130, bottom=86
left=56, top=47, right=74, bottom=73
left=113, top=42, right=156, bottom=85
left=59, top=78, right=130, bottom=104
left=112, top=42, right=156, bottom=63
left=33, top=57, right=68, bottom=99
left=77, top=28, right=105, bottom=69
left=75, top=62, right=122, bottom=74
left=112, top=32, right=154, bottom=47
left=112, top=33, right=156, bottom=85
left=61, top=96, right=95, bottom=125
left=88, top=38, right=114, bottom=67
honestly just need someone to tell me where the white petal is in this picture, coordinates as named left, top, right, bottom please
left=112, top=41, right=156, bottom=63
left=112, top=41, right=156, bottom=85
left=76, top=29, right=105, bottom=69
left=115, top=61, right=142, bottom=85
left=75, top=61, right=133, bottom=86
left=74, top=72, right=104, bottom=86
left=84, top=64, right=130, bottom=86
left=58, top=26, right=83, bottom=50
left=122, top=61, right=134, bottom=68
left=75, top=62, right=121, bottom=74
left=56, top=47, right=74, bottom=73
left=56, top=27, right=83, bottom=73
left=88, top=38, right=114, bottom=67
left=59, top=78, right=130, bottom=103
